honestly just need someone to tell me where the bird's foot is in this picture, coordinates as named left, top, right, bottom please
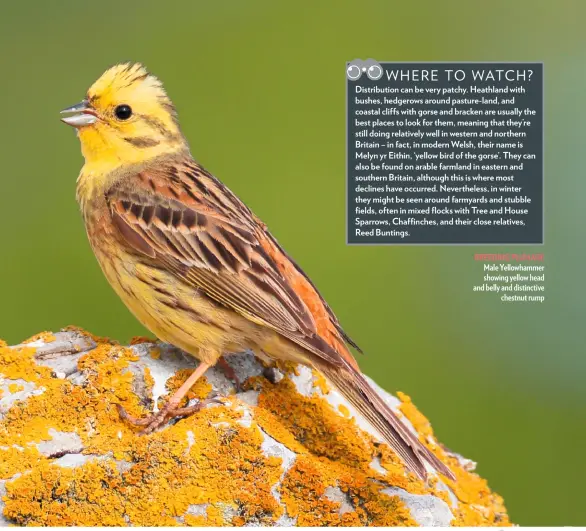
left=116, top=396, right=221, bottom=435
left=217, top=355, right=242, bottom=391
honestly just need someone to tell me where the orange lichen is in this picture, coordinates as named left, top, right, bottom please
left=184, top=504, right=225, bottom=526
left=397, top=392, right=436, bottom=441
left=61, top=325, right=114, bottom=345
left=338, top=404, right=351, bottom=418
left=258, top=377, right=374, bottom=470
left=0, top=344, right=47, bottom=382
left=130, top=336, right=156, bottom=345
left=7, top=383, right=24, bottom=394
left=22, top=331, right=56, bottom=344
left=398, top=393, right=511, bottom=527
left=311, top=369, right=330, bottom=395
left=280, top=454, right=417, bottom=526
left=0, top=446, right=47, bottom=480
left=1, top=341, right=282, bottom=525
left=165, top=369, right=212, bottom=404
left=143, top=366, right=155, bottom=393
left=0, top=330, right=510, bottom=527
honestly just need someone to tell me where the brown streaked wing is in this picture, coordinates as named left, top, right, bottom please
left=106, top=159, right=349, bottom=367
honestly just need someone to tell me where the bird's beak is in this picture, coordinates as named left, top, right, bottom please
left=60, top=100, right=98, bottom=127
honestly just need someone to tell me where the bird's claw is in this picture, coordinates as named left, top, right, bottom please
left=217, top=356, right=242, bottom=392
left=116, top=395, right=222, bottom=435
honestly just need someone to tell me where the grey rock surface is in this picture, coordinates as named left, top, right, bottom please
left=383, top=487, right=454, bottom=527
left=0, top=329, right=501, bottom=526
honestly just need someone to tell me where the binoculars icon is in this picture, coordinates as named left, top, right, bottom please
left=346, top=59, right=384, bottom=81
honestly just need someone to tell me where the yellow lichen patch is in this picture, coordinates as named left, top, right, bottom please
left=397, top=392, right=437, bottom=441
left=0, top=332, right=283, bottom=526
left=445, top=462, right=511, bottom=527
left=61, top=325, right=115, bottom=345
left=21, top=331, right=56, bottom=344
left=7, top=383, right=24, bottom=394
left=0, top=446, right=46, bottom=480
left=377, top=444, right=427, bottom=494
left=130, top=336, right=156, bottom=345
left=280, top=454, right=417, bottom=526
left=0, top=344, right=142, bottom=453
left=311, top=369, right=330, bottom=395
left=0, top=344, right=51, bottom=383
left=256, top=368, right=509, bottom=526
left=397, top=393, right=511, bottom=526
left=0, top=329, right=511, bottom=527
left=149, top=347, right=161, bottom=360
left=4, top=460, right=128, bottom=526
left=258, top=377, right=373, bottom=470
left=252, top=407, right=306, bottom=456
left=184, top=504, right=225, bottom=526
left=428, top=476, right=454, bottom=508
left=143, top=366, right=155, bottom=394
left=338, top=403, right=351, bottom=418
left=166, top=369, right=212, bottom=403
left=0, top=338, right=7, bottom=348
left=255, top=370, right=428, bottom=495
left=274, top=359, right=298, bottom=375
left=103, top=408, right=285, bottom=526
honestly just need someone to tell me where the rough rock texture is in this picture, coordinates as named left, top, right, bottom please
left=0, top=329, right=510, bottom=527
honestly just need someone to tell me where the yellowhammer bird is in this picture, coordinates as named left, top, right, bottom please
left=61, top=62, right=454, bottom=481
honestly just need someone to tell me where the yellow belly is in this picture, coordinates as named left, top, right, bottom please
left=94, top=244, right=273, bottom=365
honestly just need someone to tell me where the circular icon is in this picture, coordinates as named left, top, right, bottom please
left=347, top=64, right=362, bottom=81
left=367, top=64, right=383, bottom=81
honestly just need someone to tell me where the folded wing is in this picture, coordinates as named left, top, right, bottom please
left=106, top=159, right=358, bottom=368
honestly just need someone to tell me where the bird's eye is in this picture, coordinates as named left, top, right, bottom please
left=114, top=104, right=132, bottom=120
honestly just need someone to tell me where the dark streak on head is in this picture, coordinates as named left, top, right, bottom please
left=123, top=72, right=149, bottom=88
left=139, top=114, right=174, bottom=138
left=140, top=113, right=183, bottom=144
left=123, top=136, right=161, bottom=148
left=161, top=101, right=179, bottom=123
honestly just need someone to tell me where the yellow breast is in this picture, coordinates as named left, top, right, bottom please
left=84, top=206, right=270, bottom=364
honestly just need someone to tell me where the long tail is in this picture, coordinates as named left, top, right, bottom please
left=318, top=363, right=455, bottom=481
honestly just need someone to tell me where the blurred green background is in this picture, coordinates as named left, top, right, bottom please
left=0, top=0, right=584, bottom=525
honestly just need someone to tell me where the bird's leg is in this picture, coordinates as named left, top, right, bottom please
left=117, top=361, right=217, bottom=435
left=217, top=355, right=241, bottom=391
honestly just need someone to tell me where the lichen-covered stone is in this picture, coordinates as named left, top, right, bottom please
left=0, top=329, right=510, bottom=527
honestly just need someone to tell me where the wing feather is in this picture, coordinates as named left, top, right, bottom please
left=106, top=159, right=357, bottom=367
left=104, top=158, right=456, bottom=482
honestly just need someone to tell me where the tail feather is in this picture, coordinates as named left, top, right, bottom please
left=318, top=363, right=456, bottom=481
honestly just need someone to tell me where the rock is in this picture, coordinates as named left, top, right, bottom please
left=0, top=329, right=510, bottom=526
left=382, top=488, right=454, bottom=527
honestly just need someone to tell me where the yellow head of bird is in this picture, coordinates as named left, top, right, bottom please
left=61, top=63, right=187, bottom=170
